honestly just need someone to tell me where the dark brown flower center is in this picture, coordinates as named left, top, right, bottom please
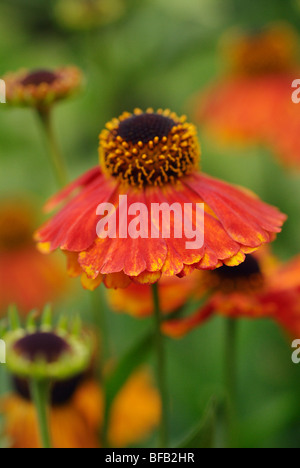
left=215, top=255, right=261, bottom=280
left=21, top=70, right=57, bottom=86
left=14, top=332, right=70, bottom=363
left=117, top=113, right=176, bottom=145
left=100, top=110, right=200, bottom=187
left=13, top=374, right=84, bottom=406
left=208, top=254, right=264, bottom=294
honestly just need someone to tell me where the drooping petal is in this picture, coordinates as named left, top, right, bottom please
left=185, top=172, right=286, bottom=249
left=36, top=168, right=117, bottom=252
left=79, top=187, right=168, bottom=279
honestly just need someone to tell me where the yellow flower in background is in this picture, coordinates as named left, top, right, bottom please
left=0, top=370, right=160, bottom=448
left=107, top=370, right=161, bottom=448
left=54, top=0, right=125, bottom=31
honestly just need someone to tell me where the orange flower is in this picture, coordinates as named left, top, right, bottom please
left=35, top=109, right=286, bottom=290
left=162, top=248, right=300, bottom=338
left=0, top=370, right=160, bottom=449
left=2, top=67, right=82, bottom=110
left=108, top=271, right=201, bottom=317
left=0, top=199, right=66, bottom=315
left=195, top=23, right=300, bottom=169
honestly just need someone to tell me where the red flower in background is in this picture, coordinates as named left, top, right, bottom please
left=161, top=248, right=300, bottom=338
left=0, top=200, right=67, bottom=315
left=35, top=109, right=285, bottom=290
left=195, top=23, right=300, bottom=169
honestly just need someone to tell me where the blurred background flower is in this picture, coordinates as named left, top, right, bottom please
left=3, top=66, right=82, bottom=110
left=195, top=23, right=300, bottom=169
left=161, top=248, right=300, bottom=338
left=1, top=309, right=160, bottom=448
left=1, top=366, right=160, bottom=448
left=0, top=198, right=67, bottom=315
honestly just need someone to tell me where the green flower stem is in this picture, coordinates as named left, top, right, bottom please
left=90, top=286, right=111, bottom=448
left=152, top=283, right=169, bottom=448
left=90, top=286, right=110, bottom=377
left=224, top=318, right=238, bottom=448
left=30, top=379, right=52, bottom=449
left=37, top=108, right=69, bottom=188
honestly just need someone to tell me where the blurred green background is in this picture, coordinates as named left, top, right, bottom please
left=0, top=0, right=300, bottom=448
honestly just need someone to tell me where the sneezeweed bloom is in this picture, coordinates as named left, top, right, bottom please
left=1, top=307, right=93, bottom=448
left=3, top=67, right=82, bottom=111
left=2, top=67, right=83, bottom=187
left=1, top=310, right=160, bottom=448
left=54, top=0, right=125, bottom=31
left=160, top=248, right=300, bottom=338
left=196, top=23, right=300, bottom=169
left=0, top=375, right=100, bottom=448
left=35, top=109, right=286, bottom=290
left=0, top=199, right=66, bottom=315
left=4, top=309, right=92, bottom=381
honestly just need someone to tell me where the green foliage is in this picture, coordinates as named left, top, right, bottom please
left=177, top=398, right=217, bottom=448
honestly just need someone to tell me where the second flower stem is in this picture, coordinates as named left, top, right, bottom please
left=30, top=379, right=52, bottom=449
left=152, top=283, right=169, bottom=448
left=37, top=109, right=68, bottom=188
left=225, top=318, right=238, bottom=448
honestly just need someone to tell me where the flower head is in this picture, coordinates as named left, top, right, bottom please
left=0, top=199, right=66, bottom=315
left=100, top=109, right=200, bottom=188
left=224, top=24, right=297, bottom=77
left=1, top=369, right=160, bottom=448
left=2, top=67, right=82, bottom=110
left=0, top=376, right=100, bottom=448
left=161, top=248, right=300, bottom=338
left=196, top=23, right=300, bottom=169
left=35, top=109, right=286, bottom=290
left=1, top=307, right=160, bottom=448
left=3, top=306, right=93, bottom=380
left=108, top=271, right=201, bottom=318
